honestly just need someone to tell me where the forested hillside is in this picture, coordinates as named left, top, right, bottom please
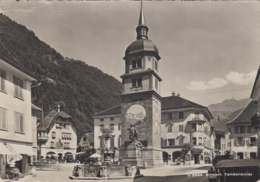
left=0, top=13, right=122, bottom=139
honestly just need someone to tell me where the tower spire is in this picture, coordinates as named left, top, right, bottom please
left=138, top=0, right=146, bottom=27
left=136, top=0, right=148, bottom=40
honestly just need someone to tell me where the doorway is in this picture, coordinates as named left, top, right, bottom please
left=194, top=154, right=200, bottom=164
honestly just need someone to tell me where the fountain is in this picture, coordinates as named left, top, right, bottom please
left=69, top=126, right=143, bottom=180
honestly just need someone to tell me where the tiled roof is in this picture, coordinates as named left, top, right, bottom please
left=213, top=108, right=243, bottom=131
left=85, top=133, right=94, bottom=143
left=93, top=96, right=213, bottom=118
left=227, top=101, right=257, bottom=125
left=250, top=66, right=260, bottom=98
left=161, top=96, right=206, bottom=110
left=93, top=105, right=121, bottom=117
left=38, top=110, right=73, bottom=130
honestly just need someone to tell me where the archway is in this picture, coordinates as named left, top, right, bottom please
left=46, top=152, right=56, bottom=159
left=64, top=152, right=73, bottom=162
left=162, top=151, right=168, bottom=164
left=172, top=151, right=181, bottom=162
left=58, top=153, right=63, bottom=160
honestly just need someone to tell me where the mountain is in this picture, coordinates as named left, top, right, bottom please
left=0, top=13, right=122, bottom=140
left=208, top=98, right=251, bottom=131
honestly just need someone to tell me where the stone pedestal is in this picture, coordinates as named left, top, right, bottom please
left=120, top=143, right=144, bottom=168
left=141, top=147, right=163, bottom=168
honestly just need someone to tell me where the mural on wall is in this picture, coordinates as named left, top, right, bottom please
left=126, top=104, right=147, bottom=141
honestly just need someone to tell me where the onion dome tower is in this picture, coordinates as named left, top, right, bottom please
left=119, top=0, right=163, bottom=167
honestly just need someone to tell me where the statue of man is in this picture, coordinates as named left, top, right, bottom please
left=128, top=124, right=138, bottom=143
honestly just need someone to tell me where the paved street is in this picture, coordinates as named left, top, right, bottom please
left=13, top=163, right=211, bottom=182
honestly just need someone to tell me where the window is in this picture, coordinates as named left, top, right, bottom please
left=100, top=137, right=104, bottom=147
left=155, top=60, right=158, bottom=71
left=168, top=139, right=175, bottom=146
left=118, top=135, right=121, bottom=147
left=250, top=137, right=256, bottom=146
left=110, top=136, right=114, bottom=148
left=51, top=142, right=55, bottom=148
left=0, top=108, right=7, bottom=130
left=52, top=132, right=56, bottom=139
left=179, top=138, right=183, bottom=145
left=64, top=142, right=70, bottom=149
left=179, top=125, right=183, bottom=132
left=167, top=112, right=172, bottom=120
left=100, top=124, right=104, bottom=132
left=198, top=137, right=202, bottom=145
left=167, top=125, right=172, bottom=133
left=237, top=138, right=245, bottom=146
left=13, top=76, right=23, bottom=99
left=132, top=59, right=142, bottom=69
left=191, top=123, right=196, bottom=132
left=110, top=117, right=114, bottom=121
left=155, top=79, right=159, bottom=90
left=192, top=137, right=197, bottom=145
left=132, top=60, right=137, bottom=69
left=235, top=126, right=246, bottom=134
left=118, top=123, right=121, bottom=130
left=83, top=137, right=87, bottom=142
left=132, top=78, right=142, bottom=87
left=62, top=132, right=71, bottom=140
left=179, top=112, right=184, bottom=119
left=0, top=69, right=6, bottom=92
left=100, top=118, right=104, bottom=122
left=15, top=112, right=24, bottom=133
left=110, top=124, right=114, bottom=131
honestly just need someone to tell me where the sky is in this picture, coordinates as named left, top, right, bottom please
left=1, top=0, right=260, bottom=106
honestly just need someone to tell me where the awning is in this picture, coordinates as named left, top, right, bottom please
left=188, top=120, right=206, bottom=124
left=8, top=144, right=36, bottom=156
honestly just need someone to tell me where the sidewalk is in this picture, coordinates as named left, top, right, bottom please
left=141, top=164, right=212, bottom=177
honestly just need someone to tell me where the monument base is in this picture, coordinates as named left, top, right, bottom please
left=120, top=143, right=144, bottom=168
left=119, top=143, right=163, bottom=168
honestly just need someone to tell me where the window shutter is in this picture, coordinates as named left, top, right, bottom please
left=234, top=138, right=238, bottom=146
left=20, top=115, right=23, bottom=133
left=246, top=138, right=249, bottom=146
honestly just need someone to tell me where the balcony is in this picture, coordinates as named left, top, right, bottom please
left=38, top=136, right=48, bottom=143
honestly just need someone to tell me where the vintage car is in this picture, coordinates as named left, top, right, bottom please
left=209, top=159, right=260, bottom=182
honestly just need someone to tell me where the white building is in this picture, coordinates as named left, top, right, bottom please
left=37, top=108, right=77, bottom=161
left=0, top=47, right=36, bottom=178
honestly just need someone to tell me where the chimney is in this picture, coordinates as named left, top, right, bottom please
left=172, top=91, right=175, bottom=96
left=58, top=105, right=60, bottom=113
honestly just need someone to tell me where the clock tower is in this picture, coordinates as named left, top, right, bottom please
left=119, top=0, right=163, bottom=167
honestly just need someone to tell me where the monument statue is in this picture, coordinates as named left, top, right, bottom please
left=127, top=124, right=143, bottom=148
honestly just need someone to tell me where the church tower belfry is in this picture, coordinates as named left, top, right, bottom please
left=119, top=0, right=163, bottom=167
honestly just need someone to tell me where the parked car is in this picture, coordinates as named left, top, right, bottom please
left=209, top=159, right=260, bottom=182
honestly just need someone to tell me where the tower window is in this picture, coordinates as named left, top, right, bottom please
left=132, top=59, right=142, bottom=69
left=155, top=79, right=159, bottom=90
left=132, top=78, right=142, bottom=87
left=155, top=61, right=158, bottom=71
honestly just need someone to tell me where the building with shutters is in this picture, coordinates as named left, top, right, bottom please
left=226, top=66, right=260, bottom=160
left=37, top=107, right=77, bottom=161
left=0, top=44, right=36, bottom=178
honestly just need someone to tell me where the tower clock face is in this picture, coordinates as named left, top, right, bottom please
left=126, top=104, right=146, bottom=124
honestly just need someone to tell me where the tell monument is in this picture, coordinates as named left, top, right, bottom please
left=119, top=0, right=163, bottom=167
